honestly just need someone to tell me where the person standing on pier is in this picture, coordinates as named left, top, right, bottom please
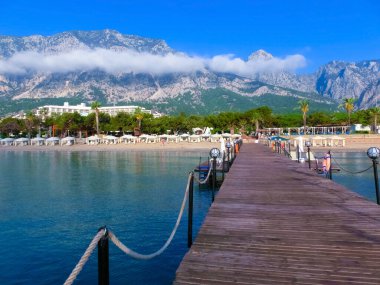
left=322, top=151, right=331, bottom=177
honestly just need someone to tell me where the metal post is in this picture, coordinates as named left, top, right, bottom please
left=212, top=157, right=216, bottom=202
left=188, top=172, right=194, bottom=247
left=307, top=146, right=311, bottom=169
left=98, top=227, right=109, bottom=285
left=373, top=160, right=380, bottom=205
left=222, top=152, right=225, bottom=180
left=297, top=145, right=300, bottom=163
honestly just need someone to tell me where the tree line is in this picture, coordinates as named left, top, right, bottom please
left=0, top=100, right=379, bottom=138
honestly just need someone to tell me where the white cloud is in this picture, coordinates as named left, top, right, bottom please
left=0, top=48, right=306, bottom=77
left=207, top=54, right=306, bottom=76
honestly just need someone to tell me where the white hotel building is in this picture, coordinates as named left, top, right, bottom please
left=37, top=102, right=160, bottom=117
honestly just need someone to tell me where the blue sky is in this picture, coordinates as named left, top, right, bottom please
left=1, top=0, right=379, bottom=73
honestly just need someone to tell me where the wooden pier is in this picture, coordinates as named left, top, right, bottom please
left=175, top=143, right=380, bottom=284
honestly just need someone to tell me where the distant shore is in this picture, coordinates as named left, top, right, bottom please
left=1, top=134, right=379, bottom=153
left=0, top=141, right=221, bottom=153
left=300, top=134, right=380, bottom=153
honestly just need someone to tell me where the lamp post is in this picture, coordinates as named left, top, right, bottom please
left=367, top=147, right=380, bottom=205
left=305, top=141, right=311, bottom=169
left=209, top=147, right=220, bottom=203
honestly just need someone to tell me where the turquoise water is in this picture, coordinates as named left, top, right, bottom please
left=0, top=151, right=212, bottom=284
left=316, top=151, right=377, bottom=202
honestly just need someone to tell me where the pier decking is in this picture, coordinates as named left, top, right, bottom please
left=175, top=143, right=380, bottom=284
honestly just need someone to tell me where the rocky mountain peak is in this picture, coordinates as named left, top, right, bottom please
left=0, top=29, right=173, bottom=58
left=248, top=49, right=273, bottom=61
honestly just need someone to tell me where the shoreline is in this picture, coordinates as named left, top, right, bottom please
left=0, top=141, right=221, bottom=153
left=1, top=135, right=379, bottom=153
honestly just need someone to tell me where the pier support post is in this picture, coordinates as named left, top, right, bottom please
left=306, top=141, right=311, bottom=169
left=188, top=172, right=194, bottom=247
left=98, top=227, right=109, bottom=285
left=367, top=147, right=380, bottom=205
left=212, top=157, right=216, bottom=202
left=373, top=160, right=380, bottom=205
left=297, top=145, right=300, bottom=163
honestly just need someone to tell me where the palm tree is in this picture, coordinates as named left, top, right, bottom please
left=38, top=107, right=48, bottom=136
left=298, top=100, right=309, bottom=132
left=251, top=111, right=263, bottom=134
left=370, top=107, right=380, bottom=133
left=24, top=111, right=37, bottom=139
left=135, top=108, right=144, bottom=130
left=91, top=101, right=101, bottom=135
left=341, top=98, right=355, bottom=126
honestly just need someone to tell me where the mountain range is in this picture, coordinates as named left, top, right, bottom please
left=0, top=29, right=379, bottom=116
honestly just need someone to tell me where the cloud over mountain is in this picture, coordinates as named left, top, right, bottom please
left=0, top=48, right=306, bottom=77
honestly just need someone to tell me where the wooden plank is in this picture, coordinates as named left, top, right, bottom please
left=174, top=143, right=380, bottom=284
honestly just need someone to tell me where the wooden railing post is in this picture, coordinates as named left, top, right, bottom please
left=188, top=172, right=194, bottom=247
left=98, top=227, right=109, bottom=285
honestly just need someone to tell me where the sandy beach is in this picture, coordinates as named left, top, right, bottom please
left=303, top=134, right=380, bottom=153
left=0, top=140, right=221, bottom=153
left=1, top=134, right=380, bottom=153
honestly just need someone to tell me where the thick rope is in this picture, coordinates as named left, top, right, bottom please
left=108, top=173, right=192, bottom=260
left=332, top=156, right=373, bottom=174
left=63, top=229, right=105, bottom=285
left=193, top=164, right=213, bottom=184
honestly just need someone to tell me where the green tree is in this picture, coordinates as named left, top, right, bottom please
left=24, top=111, right=39, bottom=138
left=370, top=107, right=380, bottom=133
left=308, top=112, right=331, bottom=126
left=110, top=112, right=135, bottom=132
left=56, top=112, right=84, bottom=137
left=91, top=101, right=101, bottom=135
left=134, top=108, right=144, bottom=132
left=298, top=99, right=309, bottom=130
left=251, top=111, right=263, bottom=133
left=0, top=117, right=22, bottom=137
left=341, top=98, right=355, bottom=126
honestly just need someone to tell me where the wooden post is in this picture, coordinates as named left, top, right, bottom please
left=98, top=227, right=109, bottom=285
left=188, top=172, right=194, bottom=247
left=212, top=158, right=216, bottom=202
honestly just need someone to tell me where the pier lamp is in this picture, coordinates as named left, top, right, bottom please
left=367, top=147, right=380, bottom=205
left=305, top=141, right=311, bottom=169
left=209, top=148, right=220, bottom=203
left=210, top=147, right=220, bottom=159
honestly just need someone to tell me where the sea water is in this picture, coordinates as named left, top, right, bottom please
left=316, top=151, right=377, bottom=202
left=0, top=150, right=212, bottom=284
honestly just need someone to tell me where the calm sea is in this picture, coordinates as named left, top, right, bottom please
left=316, top=151, right=378, bottom=202
left=0, top=150, right=212, bottom=285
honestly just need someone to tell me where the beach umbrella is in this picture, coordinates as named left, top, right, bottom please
left=14, top=137, right=30, bottom=146
left=222, top=133, right=232, bottom=139
left=1, top=138, right=15, bottom=146
left=61, top=136, right=75, bottom=145
left=87, top=135, right=101, bottom=144
left=46, top=137, right=60, bottom=146
left=269, top=136, right=289, bottom=141
left=31, top=137, right=46, bottom=146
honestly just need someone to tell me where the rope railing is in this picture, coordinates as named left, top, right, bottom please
left=193, top=163, right=213, bottom=184
left=64, top=172, right=193, bottom=284
left=64, top=229, right=106, bottom=285
left=332, top=156, right=373, bottom=174
left=108, top=172, right=192, bottom=260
